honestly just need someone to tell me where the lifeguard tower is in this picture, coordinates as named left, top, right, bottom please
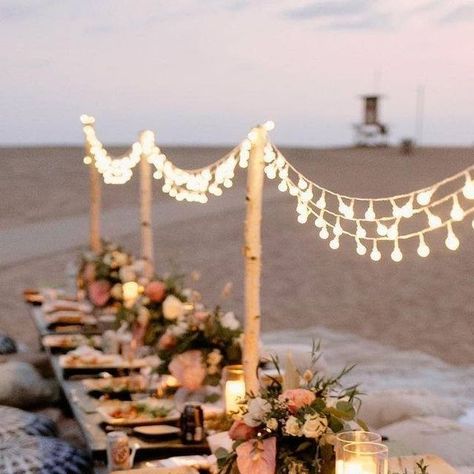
left=353, top=95, right=389, bottom=146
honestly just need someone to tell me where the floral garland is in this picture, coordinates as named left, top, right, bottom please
left=218, top=349, right=365, bottom=474
left=78, top=241, right=137, bottom=307
left=157, top=307, right=243, bottom=389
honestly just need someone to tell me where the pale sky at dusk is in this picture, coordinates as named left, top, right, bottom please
left=0, top=0, right=473, bottom=146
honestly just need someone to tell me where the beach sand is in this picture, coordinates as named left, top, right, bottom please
left=0, top=144, right=473, bottom=364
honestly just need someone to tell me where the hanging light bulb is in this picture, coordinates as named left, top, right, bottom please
left=417, top=234, right=430, bottom=257
left=445, top=223, right=460, bottom=250
left=278, top=180, right=288, bottom=192
left=365, top=201, right=376, bottom=221
left=338, top=196, right=348, bottom=215
left=370, top=241, right=381, bottom=261
left=319, top=226, right=329, bottom=240
left=314, top=212, right=325, bottom=228
left=298, top=177, right=308, bottom=190
left=289, top=184, right=299, bottom=196
left=297, top=213, right=308, bottom=224
left=463, top=173, right=474, bottom=199
left=344, top=200, right=355, bottom=219
left=391, top=240, right=403, bottom=262
left=401, top=197, right=414, bottom=218
left=387, top=222, right=399, bottom=240
left=356, top=221, right=367, bottom=238
left=333, top=217, right=343, bottom=236
left=417, top=188, right=435, bottom=206
left=426, top=209, right=442, bottom=228
left=391, top=199, right=404, bottom=219
left=376, top=222, right=388, bottom=236
left=329, top=235, right=340, bottom=250
left=356, top=238, right=367, bottom=256
left=450, top=195, right=464, bottom=221
left=316, top=192, right=326, bottom=209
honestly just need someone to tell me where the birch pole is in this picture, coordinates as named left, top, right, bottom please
left=139, top=131, right=155, bottom=280
left=85, top=121, right=102, bottom=253
left=243, top=125, right=267, bottom=394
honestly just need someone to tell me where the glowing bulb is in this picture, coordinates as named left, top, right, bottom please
left=297, top=213, right=308, bottom=224
left=329, top=236, right=340, bottom=249
left=247, top=130, right=257, bottom=141
left=356, top=221, right=367, bottom=238
left=80, top=114, right=95, bottom=125
left=316, top=192, right=326, bottom=209
left=387, top=223, right=399, bottom=240
left=298, top=177, right=308, bottom=190
left=83, top=156, right=92, bottom=165
left=333, top=217, right=343, bottom=236
left=356, top=239, right=367, bottom=256
left=391, top=200, right=403, bottom=219
left=365, top=202, right=376, bottom=221
left=450, top=196, right=464, bottom=221
left=417, top=235, right=430, bottom=257
left=263, top=120, right=275, bottom=131
left=401, top=198, right=414, bottom=218
left=417, top=189, right=434, bottom=206
left=376, top=222, right=388, bottom=236
left=314, top=213, right=325, bottom=228
left=472, top=218, right=474, bottom=230
left=426, top=209, right=442, bottom=228
left=463, top=175, right=474, bottom=200
left=278, top=180, right=288, bottom=192
left=445, top=223, right=460, bottom=251
left=319, top=227, right=329, bottom=240
left=391, top=242, right=403, bottom=262
left=370, top=241, right=381, bottom=261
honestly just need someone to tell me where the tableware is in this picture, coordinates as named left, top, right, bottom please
left=82, top=375, right=148, bottom=395
left=42, top=334, right=101, bottom=350
left=45, top=312, right=96, bottom=326
left=336, top=431, right=382, bottom=474
left=133, top=425, right=180, bottom=437
left=106, top=431, right=138, bottom=471
left=97, top=399, right=179, bottom=426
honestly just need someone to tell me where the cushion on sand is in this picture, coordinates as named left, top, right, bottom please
left=262, top=343, right=329, bottom=375
left=0, top=333, right=17, bottom=354
left=0, top=406, right=57, bottom=440
left=0, top=434, right=92, bottom=474
left=359, top=389, right=465, bottom=429
left=0, top=361, right=58, bottom=409
left=380, top=416, right=474, bottom=467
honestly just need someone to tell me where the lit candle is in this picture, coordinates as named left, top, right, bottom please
left=225, top=380, right=246, bottom=414
left=342, top=442, right=388, bottom=474
left=223, top=365, right=245, bottom=415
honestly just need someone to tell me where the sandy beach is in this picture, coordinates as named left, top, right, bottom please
left=1, top=144, right=473, bottom=365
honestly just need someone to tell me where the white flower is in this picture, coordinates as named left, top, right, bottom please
left=220, top=311, right=240, bottom=331
left=119, top=265, right=136, bottom=283
left=163, top=295, right=185, bottom=321
left=243, top=397, right=271, bottom=427
left=301, top=414, right=328, bottom=439
left=207, top=349, right=223, bottom=366
left=266, top=418, right=278, bottom=431
left=110, top=283, right=123, bottom=300
left=285, top=416, right=302, bottom=436
left=112, top=251, right=129, bottom=268
left=170, top=320, right=188, bottom=337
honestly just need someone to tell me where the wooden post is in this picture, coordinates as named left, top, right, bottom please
left=139, top=131, right=155, bottom=279
left=86, top=129, right=102, bottom=253
left=243, top=125, right=267, bottom=394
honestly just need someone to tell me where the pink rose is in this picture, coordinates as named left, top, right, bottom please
left=83, top=262, right=96, bottom=284
left=279, top=389, right=316, bottom=414
left=169, top=350, right=206, bottom=391
left=236, top=437, right=276, bottom=474
left=88, top=280, right=111, bottom=307
left=229, top=420, right=256, bottom=441
left=144, top=281, right=167, bottom=303
left=158, top=331, right=177, bottom=350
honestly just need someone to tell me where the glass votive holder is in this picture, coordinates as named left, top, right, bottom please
left=222, top=365, right=245, bottom=416
left=343, top=442, right=388, bottom=474
left=335, top=431, right=382, bottom=474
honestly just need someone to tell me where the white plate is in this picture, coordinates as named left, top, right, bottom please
left=133, top=425, right=180, bottom=437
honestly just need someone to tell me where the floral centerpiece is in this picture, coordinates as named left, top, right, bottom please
left=78, top=241, right=136, bottom=308
left=116, top=273, right=190, bottom=347
left=157, top=308, right=243, bottom=390
left=218, top=349, right=365, bottom=474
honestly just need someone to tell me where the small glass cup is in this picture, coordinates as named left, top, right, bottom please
left=335, top=431, right=382, bottom=474
left=343, top=442, right=388, bottom=474
left=222, top=365, right=245, bottom=416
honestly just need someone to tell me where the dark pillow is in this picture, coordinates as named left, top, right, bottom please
left=0, top=406, right=57, bottom=440
left=0, top=434, right=92, bottom=474
left=0, top=334, right=17, bottom=355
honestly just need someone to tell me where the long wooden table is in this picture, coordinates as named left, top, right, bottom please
left=28, top=305, right=209, bottom=473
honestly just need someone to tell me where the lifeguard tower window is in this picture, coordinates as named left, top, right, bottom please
left=354, top=95, right=389, bottom=147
